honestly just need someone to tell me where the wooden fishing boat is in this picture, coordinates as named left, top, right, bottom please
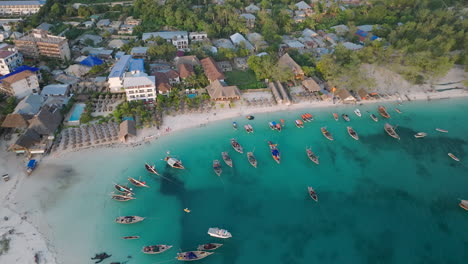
left=268, top=141, right=280, bottom=164
left=247, top=124, right=254, bottom=133
left=414, top=132, right=427, bottom=138
left=176, top=251, right=213, bottom=261
left=370, top=114, right=378, bottom=122
left=128, top=177, right=149, bottom=187
left=436, top=128, right=448, bottom=133
left=142, top=245, right=172, bottom=254
left=448, top=153, right=460, bottom=162
left=280, top=119, right=285, bottom=126
left=333, top=113, right=339, bottom=121
left=306, top=148, right=319, bottom=165
left=145, top=163, right=160, bottom=175
left=232, top=122, right=238, bottom=130
left=378, top=105, right=391, bottom=118
left=208, top=227, right=232, bottom=238
left=342, top=114, right=350, bottom=122
left=246, top=115, right=254, bottom=120
left=222, top=152, right=233, bottom=167
left=231, top=138, right=243, bottom=153
left=321, top=127, right=333, bottom=141
left=354, top=109, right=361, bottom=117
left=308, top=186, right=318, bottom=202
left=165, top=155, right=185, bottom=169
left=384, top=123, right=400, bottom=140
left=244, top=124, right=251, bottom=133
left=305, top=113, right=313, bottom=121
left=213, top=160, right=222, bottom=176
left=197, top=243, right=223, bottom=251
left=276, top=123, right=282, bottom=132
left=301, top=114, right=308, bottom=122
left=394, top=108, right=402, bottom=114
left=111, top=193, right=135, bottom=202
left=115, top=216, right=144, bottom=224
left=114, top=183, right=133, bottom=195
left=268, top=121, right=276, bottom=130
left=295, top=120, right=304, bottom=128
left=459, top=200, right=468, bottom=211
left=347, top=126, right=359, bottom=140
left=247, top=152, right=257, bottom=168
left=122, top=236, right=140, bottom=240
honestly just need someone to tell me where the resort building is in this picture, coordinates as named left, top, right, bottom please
left=142, top=31, right=189, bottom=50
left=200, top=57, right=225, bottom=83
left=0, top=65, right=40, bottom=99
left=302, top=78, right=321, bottom=93
left=278, top=53, right=304, bottom=80
left=189, top=32, right=208, bottom=42
left=0, top=44, right=23, bottom=75
left=108, top=55, right=132, bottom=93
left=206, top=80, right=241, bottom=101
left=14, top=29, right=71, bottom=60
left=123, top=75, right=156, bottom=102
left=119, top=120, right=136, bottom=143
left=0, top=1, right=44, bottom=16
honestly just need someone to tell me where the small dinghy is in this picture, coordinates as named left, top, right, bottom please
left=306, top=148, right=319, bottom=165
left=213, top=160, right=222, bottom=176
left=384, top=123, right=400, bottom=140
left=370, top=114, right=378, bottom=122
left=342, top=114, right=350, bottom=122
left=448, top=153, right=460, bottom=162
left=142, top=245, right=172, bottom=254
left=145, top=163, right=160, bottom=175
left=247, top=152, right=257, bottom=168
left=122, top=236, right=140, bottom=240
left=321, top=127, right=333, bottom=141
left=295, top=120, right=304, bottom=128
left=114, top=183, right=133, bottom=195
left=308, top=186, right=318, bottom=202
left=197, top=243, right=223, bottom=251
left=231, top=138, right=243, bottom=153
left=394, top=108, right=402, bottom=114
left=165, top=155, right=185, bottom=169
left=128, top=177, right=149, bottom=187
left=177, top=251, right=213, bottom=261
left=414, top=132, right=427, bottom=138
left=347, top=126, right=359, bottom=140
left=354, top=109, right=361, bottom=117
left=115, top=216, right=144, bottom=224
left=436, top=128, right=448, bottom=133
left=111, top=193, right=135, bottom=202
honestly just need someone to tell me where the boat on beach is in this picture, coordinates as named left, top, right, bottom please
left=177, top=251, right=213, bottom=261
left=111, top=193, right=135, bottom=202
left=128, top=177, right=149, bottom=187
left=268, top=141, right=281, bottom=164
left=308, top=186, right=318, bottom=202
left=370, top=114, right=378, bottom=122
left=333, top=113, right=339, bottom=121
left=114, top=183, right=133, bottom=195
left=342, top=114, right=350, bottom=122
left=222, top=152, right=233, bottom=167
left=321, top=127, right=333, bottom=141
left=459, top=200, right=468, bottom=211
left=208, top=227, right=232, bottom=238
left=378, top=105, right=391, bottom=118
left=26, top=159, right=37, bottom=175
left=142, top=245, right=172, bottom=254
left=165, top=155, right=185, bottom=169
left=347, top=126, right=359, bottom=140
left=448, top=153, right=460, bottom=162
left=122, top=236, right=140, bottom=240
left=295, top=120, right=304, bottom=128
left=232, top=122, right=238, bottom=130
left=414, top=132, right=427, bottom=138
left=145, top=163, right=160, bottom=175
left=436, top=128, right=448, bottom=133
left=384, top=123, right=400, bottom=139
left=231, top=138, right=243, bottom=153
left=247, top=152, right=257, bottom=168
left=213, top=160, right=222, bottom=176
left=197, top=243, right=223, bottom=251
left=115, top=216, right=144, bottom=224
left=306, top=148, right=319, bottom=165
left=354, top=109, right=361, bottom=117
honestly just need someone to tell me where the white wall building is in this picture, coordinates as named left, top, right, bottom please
left=189, top=32, right=208, bottom=42
left=0, top=67, right=40, bottom=99
left=142, top=31, right=189, bottom=50
left=108, top=55, right=132, bottom=93
left=123, top=75, right=156, bottom=102
left=0, top=1, right=44, bottom=16
left=0, top=45, right=23, bottom=75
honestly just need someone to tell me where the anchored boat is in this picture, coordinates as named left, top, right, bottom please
left=347, top=126, right=359, bottom=140
left=321, top=127, right=333, bottom=141
left=145, top=163, right=160, bottom=175
left=115, top=216, right=144, bottom=224
left=342, top=114, right=350, bottom=122
left=122, top=236, right=140, bottom=240
left=222, top=152, right=233, bottom=167
left=207, top=227, right=232, bottom=238
left=308, top=186, right=318, bottom=202
left=197, top=243, right=223, bottom=251
left=232, top=122, right=238, bottom=130
left=111, top=193, right=135, bottom=202
left=378, top=105, right=391, bottom=118
left=459, top=200, right=468, bottom=211
left=448, top=153, right=460, bottom=162
left=394, top=108, right=402, bottom=114
left=333, top=113, right=339, bottom=121
left=142, top=245, right=172, bottom=254
left=177, top=251, right=213, bottom=261
left=370, top=114, right=378, bottom=122
left=231, top=138, right=243, bottom=153
left=384, top=123, right=400, bottom=140
left=295, top=120, right=304, bottom=128
left=354, top=109, right=361, bottom=117
left=165, top=155, right=185, bottom=169
left=268, top=141, right=280, bottom=164
left=213, top=160, right=222, bottom=176
left=436, top=128, right=448, bottom=133
left=128, top=177, right=149, bottom=187
left=306, top=148, right=319, bottom=165
left=114, top=183, right=133, bottom=195
left=247, top=152, right=257, bottom=168
left=414, top=132, right=427, bottom=138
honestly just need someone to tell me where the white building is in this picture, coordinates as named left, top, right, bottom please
left=142, top=31, right=189, bottom=50
left=230, top=33, right=254, bottom=51
left=0, top=66, right=40, bottom=99
left=0, top=1, right=44, bottom=16
left=123, top=75, right=156, bottom=102
left=189, top=32, right=208, bottom=42
left=0, top=45, right=23, bottom=75
left=108, top=55, right=132, bottom=93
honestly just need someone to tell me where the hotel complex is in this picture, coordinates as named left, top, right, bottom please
left=0, top=1, right=44, bottom=16
left=14, top=29, right=71, bottom=60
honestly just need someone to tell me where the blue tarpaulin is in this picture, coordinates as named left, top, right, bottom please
left=27, top=159, right=37, bottom=169
left=80, top=56, right=104, bottom=67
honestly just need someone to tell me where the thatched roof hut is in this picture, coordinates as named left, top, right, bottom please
left=118, top=120, right=136, bottom=143
left=1, top=113, right=32, bottom=129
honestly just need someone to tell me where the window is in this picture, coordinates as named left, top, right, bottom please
left=140, top=94, right=145, bottom=97
left=139, top=89, right=144, bottom=93
left=147, top=93, right=153, bottom=97
left=147, top=89, right=152, bottom=92
left=130, top=95, right=135, bottom=98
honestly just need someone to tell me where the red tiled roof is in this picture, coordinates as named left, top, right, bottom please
left=200, top=57, right=224, bottom=82
left=154, top=72, right=172, bottom=94
left=177, top=63, right=194, bottom=79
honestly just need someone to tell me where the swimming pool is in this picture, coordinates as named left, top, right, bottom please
left=69, top=103, right=86, bottom=122
left=187, top=93, right=197, bottom=99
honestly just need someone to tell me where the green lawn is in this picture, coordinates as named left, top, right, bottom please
left=225, top=70, right=267, bottom=90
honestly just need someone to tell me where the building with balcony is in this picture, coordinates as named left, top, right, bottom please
left=0, top=1, right=44, bottom=16
left=0, top=44, right=23, bottom=75
left=14, top=29, right=70, bottom=60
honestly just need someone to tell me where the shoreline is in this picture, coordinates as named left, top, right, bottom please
left=0, top=88, right=467, bottom=264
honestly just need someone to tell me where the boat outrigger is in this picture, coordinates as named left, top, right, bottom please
left=197, top=243, right=223, bottom=251
left=231, top=138, right=243, bottom=153
left=128, top=177, right=149, bottom=187
left=342, top=114, right=350, bottom=122
left=268, top=141, right=280, bottom=164
left=448, top=153, right=460, bottom=162
left=222, top=152, right=233, bottom=167
left=208, top=227, right=232, bottom=238
left=295, top=120, right=304, bottom=128
left=414, top=132, right=427, bottom=138
left=333, top=113, right=339, bottom=121
left=306, top=148, right=319, bottom=165
left=347, top=126, right=359, bottom=140
left=213, top=160, right=222, bottom=176
left=321, top=127, right=333, bottom=141
left=122, top=236, right=140, bottom=240
left=459, top=200, right=468, bottom=211
left=26, top=159, right=37, bottom=175
left=370, top=114, right=378, bottom=122
left=378, top=105, right=391, bottom=119
left=354, top=109, right=361, bottom=117
left=308, top=186, right=318, bottom=202
left=142, top=245, right=172, bottom=254
left=247, top=152, right=257, bottom=168
left=145, top=163, right=160, bottom=175
left=177, top=251, right=213, bottom=261
left=384, top=123, right=400, bottom=140
left=165, top=154, right=185, bottom=169
left=232, top=122, right=238, bottom=130
left=115, top=216, right=144, bottom=224
left=114, top=183, right=133, bottom=195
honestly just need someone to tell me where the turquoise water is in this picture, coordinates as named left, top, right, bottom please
left=42, top=99, right=468, bottom=264
left=69, top=103, right=85, bottom=122
left=187, top=93, right=197, bottom=99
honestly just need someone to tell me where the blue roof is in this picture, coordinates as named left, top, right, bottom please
left=80, top=56, right=103, bottom=67
left=355, top=29, right=368, bottom=38
left=129, top=58, right=144, bottom=73
left=0, top=65, right=39, bottom=82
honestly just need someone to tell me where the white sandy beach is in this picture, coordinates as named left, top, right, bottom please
left=0, top=66, right=466, bottom=263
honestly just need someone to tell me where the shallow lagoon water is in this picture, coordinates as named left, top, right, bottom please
left=37, top=99, right=468, bottom=264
